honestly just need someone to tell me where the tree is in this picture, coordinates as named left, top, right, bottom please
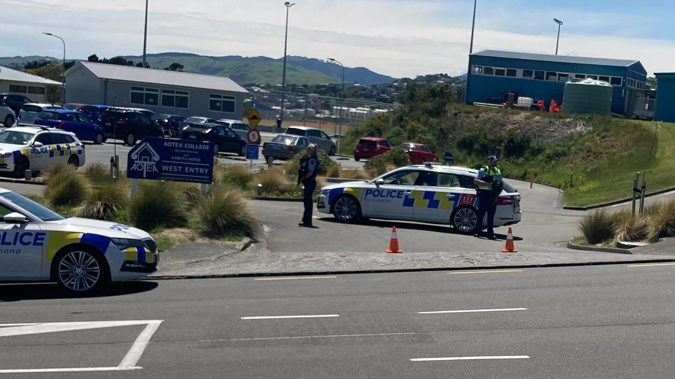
left=88, top=54, right=99, bottom=62
left=164, top=62, right=184, bottom=71
left=24, top=64, right=64, bottom=104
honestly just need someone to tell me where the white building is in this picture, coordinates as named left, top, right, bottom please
left=0, top=65, right=62, bottom=103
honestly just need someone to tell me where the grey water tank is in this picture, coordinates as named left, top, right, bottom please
left=563, top=79, right=613, bottom=115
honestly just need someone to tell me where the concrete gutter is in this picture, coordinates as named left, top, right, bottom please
left=0, top=177, right=45, bottom=185
left=566, top=241, right=632, bottom=254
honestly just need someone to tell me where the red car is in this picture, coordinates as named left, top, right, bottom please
left=401, top=142, right=438, bottom=164
left=353, top=137, right=393, bottom=161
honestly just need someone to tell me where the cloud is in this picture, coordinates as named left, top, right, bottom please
left=2, top=0, right=673, bottom=79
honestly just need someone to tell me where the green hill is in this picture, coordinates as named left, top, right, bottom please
left=0, top=56, right=60, bottom=70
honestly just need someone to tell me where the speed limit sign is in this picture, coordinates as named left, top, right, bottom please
left=247, top=129, right=261, bottom=145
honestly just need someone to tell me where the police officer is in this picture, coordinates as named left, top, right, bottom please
left=298, top=144, right=319, bottom=228
left=473, top=155, right=503, bottom=239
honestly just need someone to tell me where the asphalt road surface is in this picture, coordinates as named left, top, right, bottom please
left=3, top=264, right=675, bottom=378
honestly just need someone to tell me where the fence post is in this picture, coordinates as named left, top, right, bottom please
left=632, top=172, right=640, bottom=216
left=639, top=181, right=646, bottom=216
left=569, top=173, right=574, bottom=187
left=529, top=169, right=535, bottom=189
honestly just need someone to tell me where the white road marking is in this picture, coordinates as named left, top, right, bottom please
left=627, top=262, right=675, bottom=268
left=418, top=308, right=527, bottom=315
left=411, top=356, right=530, bottom=362
left=254, top=276, right=337, bottom=281
left=0, top=367, right=142, bottom=374
left=0, top=320, right=157, bottom=338
left=241, top=315, right=339, bottom=320
left=196, top=332, right=421, bottom=343
left=118, top=320, right=163, bottom=369
left=449, top=269, right=522, bottom=275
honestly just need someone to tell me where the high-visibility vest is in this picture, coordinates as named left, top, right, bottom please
left=478, top=166, right=502, bottom=191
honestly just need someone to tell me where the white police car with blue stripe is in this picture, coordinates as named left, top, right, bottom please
left=0, top=188, right=157, bottom=293
left=317, top=164, right=521, bottom=234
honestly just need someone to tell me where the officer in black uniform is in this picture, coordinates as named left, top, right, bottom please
left=473, top=155, right=503, bottom=239
left=298, top=144, right=319, bottom=228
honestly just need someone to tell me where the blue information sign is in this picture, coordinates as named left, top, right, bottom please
left=127, top=137, right=214, bottom=184
left=246, top=144, right=259, bottom=160
left=444, top=152, right=454, bottom=164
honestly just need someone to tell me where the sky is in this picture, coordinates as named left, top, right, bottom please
left=2, top=0, right=675, bottom=79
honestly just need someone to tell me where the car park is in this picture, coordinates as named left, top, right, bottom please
left=262, top=135, right=310, bottom=164
left=0, top=105, right=15, bottom=128
left=284, top=126, right=336, bottom=155
left=180, top=122, right=246, bottom=156
left=79, top=105, right=110, bottom=123
left=316, top=164, right=521, bottom=234
left=0, top=188, right=157, bottom=293
left=18, top=103, right=63, bottom=125
left=215, top=119, right=252, bottom=140
left=64, top=103, right=87, bottom=111
left=0, top=93, right=34, bottom=115
left=34, top=109, right=105, bottom=144
left=401, top=142, right=438, bottom=164
left=157, top=114, right=186, bottom=137
left=99, top=108, right=164, bottom=145
left=180, top=116, right=216, bottom=131
left=0, top=127, right=86, bottom=177
left=353, top=137, right=393, bottom=161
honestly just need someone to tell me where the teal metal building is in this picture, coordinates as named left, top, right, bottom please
left=466, top=50, right=647, bottom=117
left=654, top=73, right=675, bottom=123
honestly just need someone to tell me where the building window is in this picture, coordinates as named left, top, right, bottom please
left=495, top=68, right=506, bottom=76
left=209, top=94, right=236, bottom=113
left=161, top=90, right=189, bottom=109
left=610, top=77, right=622, bottom=86
left=9, top=85, right=27, bottom=93
left=599, top=76, right=610, bottom=83
left=558, top=73, right=570, bottom=82
left=130, top=87, right=159, bottom=106
left=587, top=75, right=598, bottom=80
left=506, top=69, right=517, bottom=77
left=522, top=70, right=533, bottom=78
left=37, top=87, right=45, bottom=95
left=473, top=66, right=483, bottom=75
left=484, top=67, right=494, bottom=75
left=534, top=71, right=545, bottom=80
left=546, top=72, right=557, bottom=81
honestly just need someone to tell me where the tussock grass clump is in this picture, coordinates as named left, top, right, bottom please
left=83, top=163, right=110, bottom=185
left=257, top=168, right=287, bottom=194
left=77, top=183, right=128, bottom=220
left=578, top=209, right=615, bottom=245
left=130, top=181, right=188, bottom=231
left=199, top=185, right=259, bottom=238
left=646, top=201, right=675, bottom=243
left=326, top=165, right=342, bottom=178
left=44, top=164, right=88, bottom=207
left=222, top=165, right=253, bottom=189
left=342, top=170, right=370, bottom=180
left=614, top=209, right=648, bottom=242
left=44, top=161, right=73, bottom=182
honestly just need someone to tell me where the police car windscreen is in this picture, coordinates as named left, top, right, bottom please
left=0, top=130, right=33, bottom=145
left=0, top=192, right=64, bottom=221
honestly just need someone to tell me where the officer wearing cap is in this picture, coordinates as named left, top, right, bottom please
left=473, top=155, right=503, bottom=239
left=298, top=144, right=319, bottom=228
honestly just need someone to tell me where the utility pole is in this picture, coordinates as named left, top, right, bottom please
left=554, top=18, right=564, bottom=55
left=280, top=2, right=295, bottom=127
left=143, top=0, right=149, bottom=67
left=42, top=32, right=66, bottom=105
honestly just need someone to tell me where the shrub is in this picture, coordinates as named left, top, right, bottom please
left=614, top=209, right=648, bottom=242
left=44, top=161, right=74, bottom=182
left=130, top=181, right=188, bottom=231
left=578, top=209, right=615, bottom=245
left=326, top=164, right=342, bottom=178
left=343, top=170, right=370, bottom=180
left=646, top=200, right=675, bottom=243
left=199, top=185, right=259, bottom=238
left=44, top=171, right=89, bottom=207
left=83, top=163, right=110, bottom=185
left=364, top=148, right=411, bottom=176
left=78, top=183, right=128, bottom=220
left=222, top=165, right=253, bottom=189
left=503, top=131, right=532, bottom=158
left=257, top=167, right=288, bottom=194
left=286, top=151, right=338, bottom=179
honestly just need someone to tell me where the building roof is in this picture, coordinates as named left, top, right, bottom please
left=68, top=61, right=248, bottom=94
left=472, top=50, right=639, bottom=68
left=0, top=65, right=63, bottom=86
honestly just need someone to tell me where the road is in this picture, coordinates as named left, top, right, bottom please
left=3, top=264, right=675, bottom=378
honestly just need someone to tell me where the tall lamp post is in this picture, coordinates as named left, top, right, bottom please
left=464, top=0, right=478, bottom=104
left=143, top=0, right=149, bottom=67
left=554, top=18, right=563, bottom=55
left=280, top=1, right=295, bottom=128
left=42, top=32, right=66, bottom=105
left=327, top=58, right=345, bottom=152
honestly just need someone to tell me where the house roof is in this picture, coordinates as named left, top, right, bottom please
left=0, top=65, right=63, bottom=86
left=472, top=50, right=640, bottom=68
left=68, top=61, right=248, bottom=94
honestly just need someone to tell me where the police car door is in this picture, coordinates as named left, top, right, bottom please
left=412, top=172, right=462, bottom=223
left=363, top=170, right=419, bottom=220
left=0, top=203, right=45, bottom=280
left=29, top=132, right=54, bottom=171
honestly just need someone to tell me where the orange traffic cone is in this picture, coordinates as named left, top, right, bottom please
left=502, top=227, right=518, bottom=253
left=386, top=226, right=403, bottom=254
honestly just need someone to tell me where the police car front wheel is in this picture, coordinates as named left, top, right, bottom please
left=333, top=195, right=361, bottom=222
left=451, top=206, right=479, bottom=235
left=54, top=249, right=109, bottom=293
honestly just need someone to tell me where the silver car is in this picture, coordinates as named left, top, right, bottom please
left=0, top=105, right=15, bottom=127
left=18, top=103, right=62, bottom=125
left=284, top=126, right=336, bottom=156
left=215, top=119, right=251, bottom=140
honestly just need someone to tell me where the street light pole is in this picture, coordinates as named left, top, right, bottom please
left=143, top=0, right=149, bottom=67
left=554, top=18, right=563, bottom=55
left=464, top=0, right=478, bottom=104
left=328, top=58, right=344, bottom=152
left=280, top=1, right=295, bottom=128
left=42, top=32, right=66, bottom=105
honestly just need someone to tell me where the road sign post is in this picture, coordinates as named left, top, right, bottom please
left=246, top=144, right=259, bottom=170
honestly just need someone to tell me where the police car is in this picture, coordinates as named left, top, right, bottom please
left=0, top=127, right=85, bottom=177
left=0, top=189, right=157, bottom=293
left=317, top=164, right=521, bottom=233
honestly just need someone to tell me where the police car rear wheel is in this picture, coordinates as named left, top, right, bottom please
left=333, top=195, right=361, bottom=222
left=452, top=206, right=478, bottom=234
left=55, top=250, right=107, bottom=293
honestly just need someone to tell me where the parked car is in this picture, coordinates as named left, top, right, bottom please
left=400, top=142, right=438, bottom=164
left=0, top=93, right=34, bottom=115
left=180, top=116, right=216, bottom=130
left=64, top=103, right=87, bottom=111
left=215, top=119, right=252, bottom=140
left=180, top=122, right=246, bottom=156
left=262, top=135, right=310, bottom=164
left=0, top=127, right=86, bottom=177
left=34, top=109, right=105, bottom=144
left=98, top=109, right=164, bottom=145
left=284, top=126, right=336, bottom=155
left=157, top=114, right=186, bottom=137
left=0, top=105, right=15, bottom=128
left=18, top=103, right=63, bottom=125
left=353, top=137, right=393, bottom=161
left=79, top=105, right=110, bottom=123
